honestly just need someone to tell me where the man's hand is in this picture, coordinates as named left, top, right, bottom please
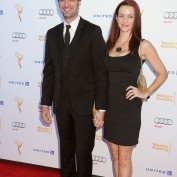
left=41, top=107, right=52, bottom=124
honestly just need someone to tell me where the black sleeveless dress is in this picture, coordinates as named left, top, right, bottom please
left=104, top=47, right=143, bottom=146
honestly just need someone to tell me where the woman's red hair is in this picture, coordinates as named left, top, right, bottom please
left=106, top=0, right=142, bottom=53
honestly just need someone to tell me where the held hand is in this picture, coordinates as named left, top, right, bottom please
left=126, top=86, right=149, bottom=100
left=97, top=111, right=105, bottom=122
left=93, top=110, right=105, bottom=128
left=41, top=107, right=52, bottom=124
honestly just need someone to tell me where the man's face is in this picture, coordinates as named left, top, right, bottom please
left=59, top=0, right=80, bottom=22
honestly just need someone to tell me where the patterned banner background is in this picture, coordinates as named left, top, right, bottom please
left=0, top=0, right=177, bottom=177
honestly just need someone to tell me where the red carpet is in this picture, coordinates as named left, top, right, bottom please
left=0, top=160, right=61, bottom=177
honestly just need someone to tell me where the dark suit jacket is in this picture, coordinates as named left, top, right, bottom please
left=41, top=17, right=107, bottom=116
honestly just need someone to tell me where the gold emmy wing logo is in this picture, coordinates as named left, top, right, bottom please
left=161, top=41, right=177, bottom=50
left=15, top=52, right=23, bottom=69
left=15, top=97, right=23, bottom=113
left=15, top=4, right=23, bottom=22
left=156, top=92, right=176, bottom=106
left=38, top=35, right=46, bottom=41
left=15, top=139, right=22, bottom=155
left=152, top=142, right=171, bottom=156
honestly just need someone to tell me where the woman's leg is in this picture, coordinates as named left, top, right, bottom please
left=109, top=142, right=119, bottom=177
left=118, top=145, right=133, bottom=177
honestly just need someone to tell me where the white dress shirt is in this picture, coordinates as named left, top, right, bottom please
left=63, top=16, right=80, bottom=43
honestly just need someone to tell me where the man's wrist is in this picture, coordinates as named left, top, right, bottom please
left=41, top=105, right=49, bottom=108
left=98, top=109, right=106, bottom=112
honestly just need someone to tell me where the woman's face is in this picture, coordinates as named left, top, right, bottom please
left=116, top=5, right=135, bottom=33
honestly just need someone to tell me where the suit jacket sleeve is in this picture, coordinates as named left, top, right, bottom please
left=41, top=30, right=55, bottom=106
left=91, top=26, right=107, bottom=110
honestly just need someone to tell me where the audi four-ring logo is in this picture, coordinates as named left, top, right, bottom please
left=12, top=122, right=26, bottom=128
left=12, top=32, right=26, bottom=39
left=164, top=12, right=177, bottom=19
left=39, top=9, right=54, bottom=16
left=154, top=118, right=173, bottom=125
left=92, top=155, right=107, bottom=163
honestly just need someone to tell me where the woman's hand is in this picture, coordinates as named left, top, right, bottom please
left=93, top=110, right=104, bottom=128
left=126, top=86, right=149, bottom=100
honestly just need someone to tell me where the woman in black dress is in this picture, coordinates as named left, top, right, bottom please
left=93, top=0, right=167, bottom=177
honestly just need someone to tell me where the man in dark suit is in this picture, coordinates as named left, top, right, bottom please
left=41, top=0, right=107, bottom=177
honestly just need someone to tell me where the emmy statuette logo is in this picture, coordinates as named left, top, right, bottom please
left=38, top=81, right=41, bottom=88
left=15, top=139, right=22, bottom=155
left=141, top=9, right=144, bottom=16
left=15, top=97, right=23, bottom=113
left=15, top=52, right=23, bottom=69
left=15, top=4, right=23, bottom=22
left=38, top=35, right=46, bottom=41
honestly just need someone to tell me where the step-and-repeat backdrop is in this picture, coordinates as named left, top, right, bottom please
left=0, top=0, right=177, bottom=177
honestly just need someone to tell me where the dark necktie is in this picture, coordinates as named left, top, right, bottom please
left=65, top=25, right=71, bottom=46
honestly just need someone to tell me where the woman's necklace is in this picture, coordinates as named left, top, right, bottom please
left=116, top=47, right=122, bottom=52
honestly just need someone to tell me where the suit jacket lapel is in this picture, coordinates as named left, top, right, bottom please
left=55, top=24, right=64, bottom=76
left=69, top=18, right=85, bottom=60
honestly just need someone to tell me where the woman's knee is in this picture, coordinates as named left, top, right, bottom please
left=118, top=147, right=133, bottom=167
left=118, top=154, right=130, bottom=167
left=110, top=143, right=119, bottom=162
